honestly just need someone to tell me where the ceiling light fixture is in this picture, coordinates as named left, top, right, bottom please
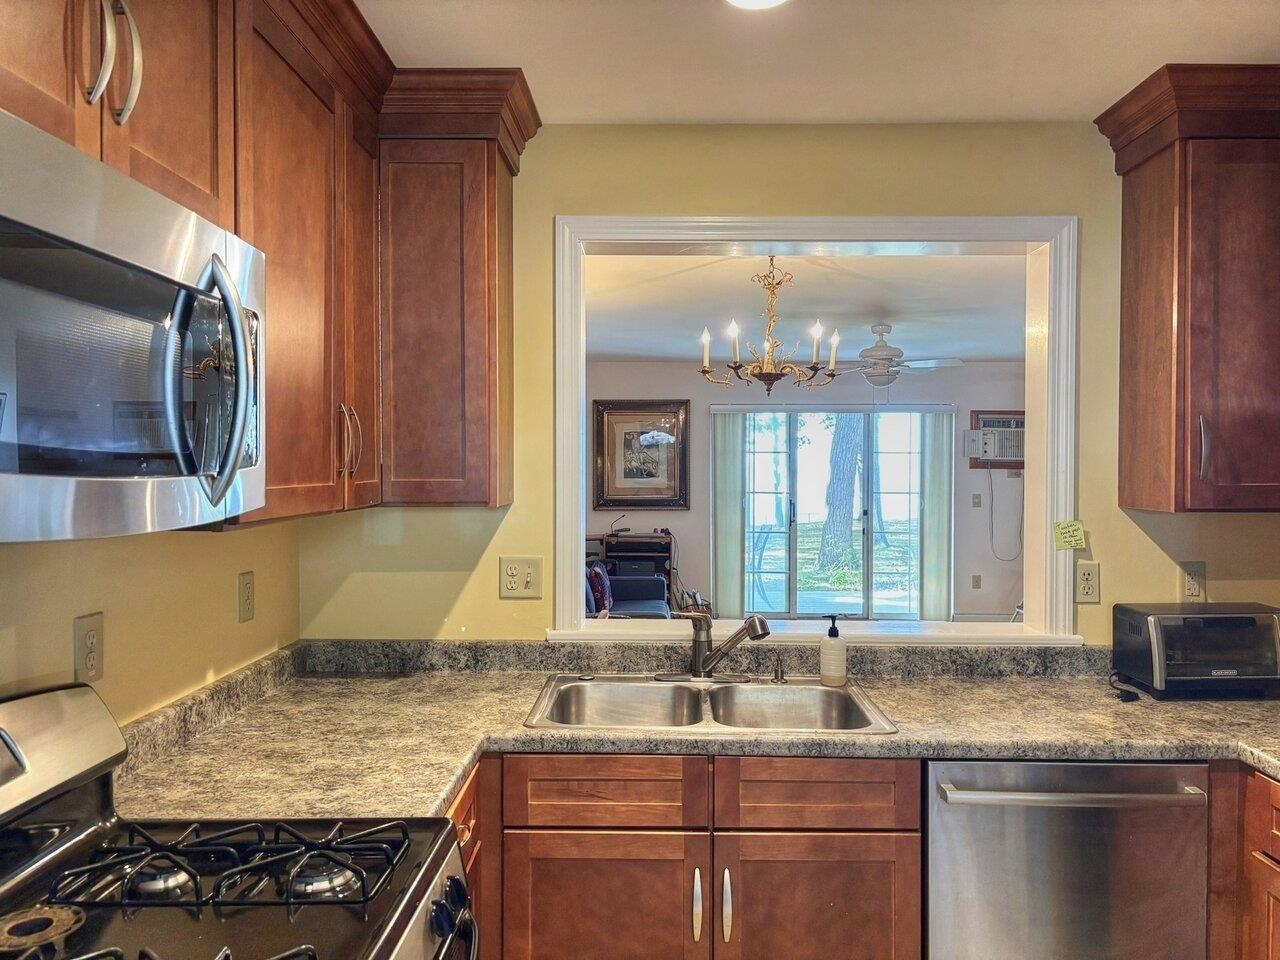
left=725, top=0, right=790, bottom=9
left=697, top=258, right=966, bottom=393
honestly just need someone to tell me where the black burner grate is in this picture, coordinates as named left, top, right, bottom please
left=37, top=950, right=319, bottom=960
left=46, top=821, right=409, bottom=918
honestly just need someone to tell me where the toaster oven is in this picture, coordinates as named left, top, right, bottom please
left=1112, top=602, right=1280, bottom=698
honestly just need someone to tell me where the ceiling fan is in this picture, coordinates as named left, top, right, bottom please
left=845, top=323, right=963, bottom=387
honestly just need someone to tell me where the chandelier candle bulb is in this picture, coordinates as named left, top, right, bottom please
left=700, top=326, right=711, bottom=369
left=810, top=320, right=823, bottom=366
left=728, top=319, right=741, bottom=364
left=828, top=330, right=840, bottom=371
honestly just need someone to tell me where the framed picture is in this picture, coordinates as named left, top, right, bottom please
left=593, top=399, right=689, bottom=509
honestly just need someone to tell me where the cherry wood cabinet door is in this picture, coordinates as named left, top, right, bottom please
left=0, top=0, right=100, bottom=153
left=99, top=0, right=235, bottom=225
left=340, top=111, right=381, bottom=508
left=1185, top=139, right=1280, bottom=510
left=504, top=755, right=710, bottom=829
left=714, top=832, right=921, bottom=960
left=713, top=758, right=920, bottom=831
left=380, top=138, right=512, bottom=506
left=234, top=0, right=343, bottom=521
left=503, top=830, right=711, bottom=960
left=1247, top=851, right=1280, bottom=960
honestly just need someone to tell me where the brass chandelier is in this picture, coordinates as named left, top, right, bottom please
left=698, top=257, right=840, bottom=396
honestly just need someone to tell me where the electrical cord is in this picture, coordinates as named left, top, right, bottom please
left=1109, top=671, right=1141, bottom=702
left=987, top=465, right=1024, bottom=562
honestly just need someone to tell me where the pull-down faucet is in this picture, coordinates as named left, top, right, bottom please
left=658, top=611, right=771, bottom=681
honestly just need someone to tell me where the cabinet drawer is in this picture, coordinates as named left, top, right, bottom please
left=447, top=764, right=480, bottom=860
left=503, top=755, right=710, bottom=828
left=714, top=758, right=921, bottom=830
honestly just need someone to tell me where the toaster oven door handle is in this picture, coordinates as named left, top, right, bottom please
left=203, top=253, right=252, bottom=508
left=938, top=781, right=1207, bottom=808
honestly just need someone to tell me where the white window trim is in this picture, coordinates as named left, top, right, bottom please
left=553, top=216, right=1080, bottom=645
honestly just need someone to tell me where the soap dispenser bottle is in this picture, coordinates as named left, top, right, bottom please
left=820, top=614, right=846, bottom=687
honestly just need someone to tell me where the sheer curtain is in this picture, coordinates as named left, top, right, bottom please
left=710, top=412, right=747, bottom=619
left=919, top=412, right=955, bottom=621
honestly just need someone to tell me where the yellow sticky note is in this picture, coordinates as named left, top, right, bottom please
left=1053, top=520, right=1086, bottom=551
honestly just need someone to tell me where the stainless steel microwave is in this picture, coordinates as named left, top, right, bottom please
left=0, top=108, right=265, bottom=541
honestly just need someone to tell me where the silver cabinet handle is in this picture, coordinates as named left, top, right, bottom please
left=938, top=781, right=1207, bottom=808
left=692, top=867, right=703, bottom=943
left=337, top=403, right=352, bottom=475
left=721, top=868, right=732, bottom=943
left=85, top=0, right=118, bottom=104
left=351, top=406, right=364, bottom=474
left=1199, top=414, right=1211, bottom=481
left=203, top=254, right=252, bottom=508
left=111, top=0, right=143, bottom=124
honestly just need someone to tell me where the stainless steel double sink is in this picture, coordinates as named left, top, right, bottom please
left=523, top=674, right=897, bottom=733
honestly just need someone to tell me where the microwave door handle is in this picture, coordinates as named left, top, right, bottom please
left=162, top=288, right=199, bottom=475
left=203, top=253, right=252, bottom=508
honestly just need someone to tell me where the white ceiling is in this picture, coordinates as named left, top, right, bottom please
left=585, top=254, right=1027, bottom=362
left=355, top=0, right=1280, bottom=124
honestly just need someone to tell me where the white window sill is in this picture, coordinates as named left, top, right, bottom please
left=548, top=618, right=1083, bottom=647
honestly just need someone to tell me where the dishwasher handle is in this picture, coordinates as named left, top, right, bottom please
left=937, top=780, right=1207, bottom=808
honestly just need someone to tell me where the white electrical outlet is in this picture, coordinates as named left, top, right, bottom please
left=972, top=493, right=982, bottom=508
left=971, top=574, right=982, bottom=589
left=74, top=612, right=104, bottom=683
left=1179, top=560, right=1207, bottom=601
left=1075, top=560, right=1100, bottom=604
left=238, top=571, right=256, bottom=623
left=500, top=556, right=543, bottom=599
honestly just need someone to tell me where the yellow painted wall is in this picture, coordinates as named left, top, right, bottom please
left=298, top=121, right=1280, bottom=645
left=0, top=523, right=298, bottom=723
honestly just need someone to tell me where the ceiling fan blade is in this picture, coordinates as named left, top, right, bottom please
left=903, top=358, right=964, bottom=369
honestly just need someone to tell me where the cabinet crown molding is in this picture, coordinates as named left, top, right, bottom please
left=1096, top=63, right=1280, bottom=171
left=286, top=0, right=395, bottom=110
left=379, top=68, right=542, bottom=173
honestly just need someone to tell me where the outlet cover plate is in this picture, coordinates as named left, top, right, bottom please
left=238, top=571, right=255, bottom=623
left=1075, top=560, right=1100, bottom=604
left=1178, top=560, right=1207, bottom=601
left=500, top=556, right=543, bottom=599
left=74, top=612, right=104, bottom=683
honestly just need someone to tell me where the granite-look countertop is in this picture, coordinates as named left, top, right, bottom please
left=115, top=670, right=1280, bottom=823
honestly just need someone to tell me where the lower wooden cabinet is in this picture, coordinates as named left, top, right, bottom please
left=715, top=832, right=921, bottom=960
left=504, top=830, right=709, bottom=960
left=1248, top=851, right=1280, bottom=960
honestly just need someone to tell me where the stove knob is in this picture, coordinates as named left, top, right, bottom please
left=430, top=899, right=457, bottom=939
left=445, top=875, right=470, bottom=912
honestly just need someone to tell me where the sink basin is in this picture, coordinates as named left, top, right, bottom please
left=709, top=683, right=882, bottom=730
left=544, top=681, right=703, bottom=727
left=524, top=674, right=896, bottom=734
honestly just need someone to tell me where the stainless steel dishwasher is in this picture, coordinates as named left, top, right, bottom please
left=928, top=761, right=1208, bottom=960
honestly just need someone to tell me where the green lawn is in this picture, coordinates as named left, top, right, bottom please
left=794, top=520, right=917, bottom=592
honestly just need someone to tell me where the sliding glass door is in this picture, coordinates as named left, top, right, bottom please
left=726, top=409, right=941, bottom=621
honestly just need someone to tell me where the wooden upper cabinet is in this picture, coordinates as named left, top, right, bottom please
left=715, top=832, right=921, bottom=960
left=1097, top=65, right=1280, bottom=511
left=0, top=0, right=100, bottom=153
left=378, top=70, right=540, bottom=506
left=100, top=0, right=236, bottom=225
left=234, top=0, right=344, bottom=521
left=341, top=110, right=381, bottom=508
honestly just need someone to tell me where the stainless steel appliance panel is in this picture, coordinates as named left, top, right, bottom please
left=0, top=107, right=264, bottom=539
left=928, top=760, right=1208, bottom=960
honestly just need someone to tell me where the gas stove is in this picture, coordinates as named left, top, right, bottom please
left=0, top=687, right=474, bottom=960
